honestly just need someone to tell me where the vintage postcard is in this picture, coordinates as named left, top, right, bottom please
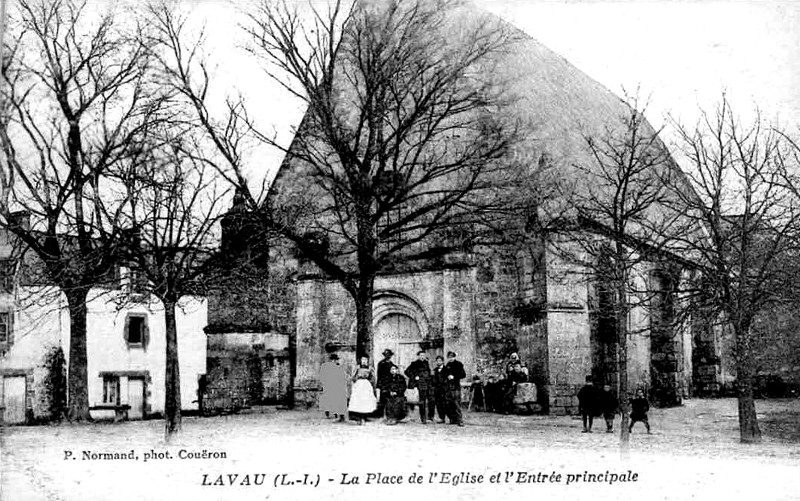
left=1, top=1, right=799, bottom=500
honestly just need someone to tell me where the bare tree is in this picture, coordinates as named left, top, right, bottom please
left=569, top=96, right=684, bottom=451
left=115, top=130, right=230, bottom=438
left=0, top=0, right=166, bottom=421
left=664, top=96, right=800, bottom=443
left=238, top=0, right=527, bottom=363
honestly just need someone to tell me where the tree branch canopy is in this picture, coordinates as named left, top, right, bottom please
left=256, top=0, right=529, bottom=276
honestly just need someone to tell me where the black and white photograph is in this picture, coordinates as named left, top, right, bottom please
left=1, top=0, right=799, bottom=500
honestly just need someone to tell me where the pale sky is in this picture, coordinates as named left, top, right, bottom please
left=184, top=0, right=800, bottom=185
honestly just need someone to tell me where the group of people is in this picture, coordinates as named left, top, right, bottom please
left=318, top=349, right=467, bottom=426
left=577, top=376, right=651, bottom=434
left=321, top=354, right=653, bottom=434
left=472, top=352, right=535, bottom=414
left=483, top=353, right=532, bottom=414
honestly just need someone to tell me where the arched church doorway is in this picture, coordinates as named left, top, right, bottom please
left=370, top=291, right=435, bottom=372
left=373, top=313, right=422, bottom=372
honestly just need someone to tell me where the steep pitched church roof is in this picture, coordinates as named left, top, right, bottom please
left=269, top=0, right=697, bottom=249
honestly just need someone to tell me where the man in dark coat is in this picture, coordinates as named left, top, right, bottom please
left=577, top=375, right=601, bottom=433
left=376, top=349, right=395, bottom=417
left=431, top=355, right=448, bottom=423
left=405, top=350, right=434, bottom=424
left=444, top=351, right=466, bottom=426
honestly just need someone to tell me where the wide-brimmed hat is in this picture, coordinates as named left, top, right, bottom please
left=382, top=349, right=394, bottom=357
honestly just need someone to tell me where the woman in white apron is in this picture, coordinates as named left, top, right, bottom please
left=348, top=356, right=377, bottom=424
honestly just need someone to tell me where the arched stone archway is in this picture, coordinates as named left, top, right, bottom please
left=360, top=291, right=432, bottom=371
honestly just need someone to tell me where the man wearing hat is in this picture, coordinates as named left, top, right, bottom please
left=405, top=350, right=434, bottom=424
left=444, top=351, right=466, bottom=426
left=376, top=349, right=395, bottom=417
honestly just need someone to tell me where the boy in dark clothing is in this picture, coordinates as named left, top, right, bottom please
left=629, top=389, right=651, bottom=434
left=431, top=356, right=448, bottom=422
left=600, top=384, right=618, bottom=433
left=577, top=376, right=601, bottom=433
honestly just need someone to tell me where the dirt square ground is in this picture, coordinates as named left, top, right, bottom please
left=2, top=397, right=799, bottom=501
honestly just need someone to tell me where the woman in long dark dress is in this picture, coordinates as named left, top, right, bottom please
left=384, top=365, right=408, bottom=425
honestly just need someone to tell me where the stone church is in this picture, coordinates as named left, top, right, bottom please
left=239, top=1, right=725, bottom=414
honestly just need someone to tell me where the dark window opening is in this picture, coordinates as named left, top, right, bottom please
left=125, top=315, right=147, bottom=347
left=0, top=311, right=11, bottom=345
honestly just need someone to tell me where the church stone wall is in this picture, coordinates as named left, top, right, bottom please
left=287, top=234, right=695, bottom=412
left=542, top=240, right=692, bottom=414
left=628, top=264, right=652, bottom=396
left=544, top=240, right=591, bottom=414
left=471, top=249, right=522, bottom=377
left=293, top=267, right=479, bottom=407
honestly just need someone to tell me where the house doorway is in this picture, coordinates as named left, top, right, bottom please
left=127, top=378, right=145, bottom=419
left=2, top=376, right=27, bottom=424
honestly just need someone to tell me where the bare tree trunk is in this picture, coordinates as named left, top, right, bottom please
left=164, top=299, right=181, bottom=439
left=355, top=197, right=376, bottom=361
left=355, top=278, right=374, bottom=361
left=734, top=324, right=761, bottom=443
left=616, top=280, right=631, bottom=455
left=287, top=323, right=297, bottom=409
left=66, top=289, right=92, bottom=422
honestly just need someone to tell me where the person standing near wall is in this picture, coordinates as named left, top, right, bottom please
left=384, top=365, right=408, bottom=425
left=431, top=355, right=448, bottom=423
left=348, top=356, right=377, bottom=425
left=376, top=349, right=394, bottom=418
left=405, top=351, right=434, bottom=424
left=577, top=375, right=601, bottom=433
left=319, top=353, right=347, bottom=422
left=600, top=383, right=618, bottom=433
left=444, top=351, right=466, bottom=427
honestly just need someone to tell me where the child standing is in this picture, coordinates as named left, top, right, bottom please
left=600, top=384, right=618, bottom=433
left=628, top=389, right=651, bottom=434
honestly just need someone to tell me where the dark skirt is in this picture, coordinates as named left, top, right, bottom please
left=386, top=395, right=408, bottom=420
